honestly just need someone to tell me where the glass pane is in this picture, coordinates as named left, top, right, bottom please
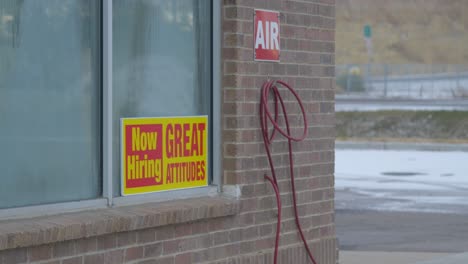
left=113, top=0, right=212, bottom=195
left=0, top=0, right=101, bottom=208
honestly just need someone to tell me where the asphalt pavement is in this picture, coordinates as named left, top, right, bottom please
left=336, top=209, right=468, bottom=252
left=339, top=251, right=451, bottom=264
left=335, top=147, right=468, bottom=263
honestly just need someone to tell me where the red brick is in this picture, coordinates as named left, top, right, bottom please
left=84, top=253, right=104, bottom=264
left=125, top=246, right=144, bottom=262
left=155, top=227, right=175, bottom=241
left=224, top=33, right=245, bottom=47
left=229, top=230, right=242, bottom=243
left=163, top=239, right=179, bottom=255
left=97, top=234, right=116, bottom=250
left=198, top=234, right=213, bottom=248
left=40, top=261, right=60, bottom=264
left=28, top=245, right=52, bottom=262
left=75, top=238, right=97, bottom=254
left=158, top=256, right=175, bottom=264
left=116, top=232, right=136, bottom=247
left=144, top=243, right=162, bottom=258
left=62, top=256, right=82, bottom=264
left=191, top=221, right=208, bottom=235
left=1, top=248, right=27, bottom=264
left=52, top=240, right=75, bottom=258
left=104, top=249, right=124, bottom=264
left=174, top=225, right=192, bottom=237
left=175, top=253, right=191, bottom=264
left=136, top=229, right=155, bottom=243
left=213, top=231, right=230, bottom=245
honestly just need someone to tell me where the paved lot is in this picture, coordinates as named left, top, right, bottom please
left=336, top=209, right=468, bottom=252
left=335, top=148, right=468, bottom=263
left=339, top=251, right=451, bottom=264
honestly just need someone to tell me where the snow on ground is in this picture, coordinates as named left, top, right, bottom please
left=335, top=149, right=468, bottom=213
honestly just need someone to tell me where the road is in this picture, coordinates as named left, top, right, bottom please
left=335, top=149, right=468, bottom=252
left=337, top=210, right=468, bottom=252
left=368, top=73, right=468, bottom=99
left=336, top=98, right=468, bottom=112
left=336, top=65, right=468, bottom=100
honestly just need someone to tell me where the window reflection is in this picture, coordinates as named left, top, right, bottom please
left=0, top=0, right=101, bottom=208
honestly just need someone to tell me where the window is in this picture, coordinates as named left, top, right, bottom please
left=0, top=0, right=101, bottom=209
left=0, top=0, right=214, bottom=211
left=112, top=0, right=212, bottom=196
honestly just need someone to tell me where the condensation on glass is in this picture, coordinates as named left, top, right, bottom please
left=0, top=0, right=101, bottom=208
left=112, top=0, right=212, bottom=195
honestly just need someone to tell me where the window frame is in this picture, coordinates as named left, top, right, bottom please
left=0, top=0, right=222, bottom=220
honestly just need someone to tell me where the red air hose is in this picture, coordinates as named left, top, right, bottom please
left=259, top=80, right=318, bottom=264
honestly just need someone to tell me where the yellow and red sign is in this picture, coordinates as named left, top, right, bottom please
left=121, top=116, right=208, bottom=196
left=254, top=9, right=280, bottom=62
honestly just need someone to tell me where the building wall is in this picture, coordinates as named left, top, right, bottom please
left=0, top=0, right=336, bottom=263
left=221, top=0, right=336, bottom=263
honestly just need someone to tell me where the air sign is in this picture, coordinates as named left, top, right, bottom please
left=254, top=9, right=280, bottom=62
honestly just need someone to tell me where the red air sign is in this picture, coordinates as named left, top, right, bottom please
left=254, top=9, right=280, bottom=62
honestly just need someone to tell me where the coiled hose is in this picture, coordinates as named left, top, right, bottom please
left=259, top=80, right=318, bottom=264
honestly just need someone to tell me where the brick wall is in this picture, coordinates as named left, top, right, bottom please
left=0, top=0, right=336, bottom=263
left=222, top=0, right=336, bottom=263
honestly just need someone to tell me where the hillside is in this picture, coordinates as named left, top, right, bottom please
left=336, top=0, right=468, bottom=64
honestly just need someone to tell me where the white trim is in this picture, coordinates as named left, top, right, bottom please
left=120, top=118, right=124, bottom=196
left=212, top=0, right=222, bottom=191
left=103, top=0, right=113, bottom=206
left=254, top=58, right=281, bottom=62
left=112, top=186, right=218, bottom=207
left=254, top=8, right=281, bottom=14
left=222, top=184, right=241, bottom=199
left=0, top=199, right=108, bottom=221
